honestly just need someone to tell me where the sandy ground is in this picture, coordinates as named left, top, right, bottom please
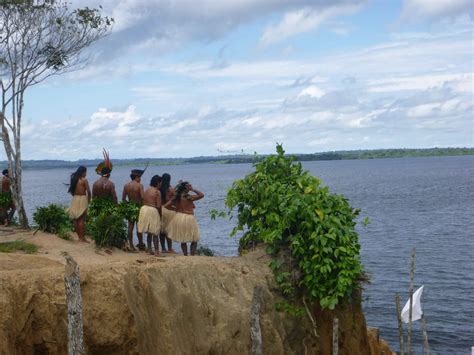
left=0, top=226, right=179, bottom=271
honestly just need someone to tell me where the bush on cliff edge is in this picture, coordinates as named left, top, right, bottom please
left=225, top=144, right=363, bottom=309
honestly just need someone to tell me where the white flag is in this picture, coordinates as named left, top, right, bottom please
left=401, top=285, right=424, bottom=323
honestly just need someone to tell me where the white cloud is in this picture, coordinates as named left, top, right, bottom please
left=260, top=4, right=362, bottom=46
left=298, top=85, right=326, bottom=99
left=69, top=0, right=365, bottom=59
left=401, top=0, right=473, bottom=21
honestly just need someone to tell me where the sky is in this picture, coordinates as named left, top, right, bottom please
left=18, top=0, right=474, bottom=160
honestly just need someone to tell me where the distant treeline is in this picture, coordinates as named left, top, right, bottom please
left=2, top=147, right=473, bottom=170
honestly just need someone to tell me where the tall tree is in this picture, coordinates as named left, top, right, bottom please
left=0, top=0, right=112, bottom=226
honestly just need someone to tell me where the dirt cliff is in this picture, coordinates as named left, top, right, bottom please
left=0, top=228, right=393, bottom=354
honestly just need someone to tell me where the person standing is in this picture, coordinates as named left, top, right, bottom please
left=159, top=173, right=177, bottom=253
left=92, top=149, right=117, bottom=204
left=1, top=169, right=15, bottom=225
left=92, top=166, right=118, bottom=204
left=165, top=181, right=204, bottom=256
left=67, top=166, right=91, bottom=243
left=122, top=169, right=146, bottom=251
left=137, top=175, right=162, bottom=256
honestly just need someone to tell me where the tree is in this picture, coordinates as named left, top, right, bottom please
left=0, top=0, right=113, bottom=226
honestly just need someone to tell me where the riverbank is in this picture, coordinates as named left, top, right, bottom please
left=0, top=227, right=393, bottom=354
left=4, top=147, right=473, bottom=170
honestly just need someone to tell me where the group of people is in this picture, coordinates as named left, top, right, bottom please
left=67, top=150, right=205, bottom=256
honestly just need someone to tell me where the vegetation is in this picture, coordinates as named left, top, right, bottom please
left=196, top=245, right=215, bottom=256
left=33, top=204, right=73, bottom=238
left=0, top=1, right=113, bottom=227
left=2, top=147, right=471, bottom=171
left=0, top=192, right=12, bottom=208
left=225, top=144, right=363, bottom=309
left=87, top=198, right=127, bottom=249
left=0, top=240, right=37, bottom=254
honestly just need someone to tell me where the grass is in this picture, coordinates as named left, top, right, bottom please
left=0, top=240, right=38, bottom=254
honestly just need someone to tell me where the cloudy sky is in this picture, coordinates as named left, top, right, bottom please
left=20, top=0, right=473, bottom=159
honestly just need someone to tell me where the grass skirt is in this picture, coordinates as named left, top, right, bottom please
left=137, top=205, right=160, bottom=235
left=167, top=212, right=200, bottom=242
left=161, top=208, right=176, bottom=234
left=67, top=195, right=88, bottom=219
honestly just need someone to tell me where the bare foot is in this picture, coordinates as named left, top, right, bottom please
left=79, top=238, right=90, bottom=243
left=148, top=250, right=154, bottom=256
left=168, top=249, right=178, bottom=254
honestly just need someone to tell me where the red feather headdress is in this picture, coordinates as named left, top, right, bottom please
left=95, top=148, right=113, bottom=175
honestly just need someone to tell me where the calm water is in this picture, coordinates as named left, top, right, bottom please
left=22, top=155, right=474, bottom=354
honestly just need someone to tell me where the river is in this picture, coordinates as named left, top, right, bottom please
left=21, top=155, right=474, bottom=354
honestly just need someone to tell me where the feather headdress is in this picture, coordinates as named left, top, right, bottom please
left=130, top=161, right=149, bottom=177
left=95, top=148, right=113, bottom=176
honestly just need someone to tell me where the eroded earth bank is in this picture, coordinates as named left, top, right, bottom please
left=0, top=229, right=392, bottom=354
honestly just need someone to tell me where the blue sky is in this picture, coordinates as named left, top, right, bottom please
left=19, top=0, right=473, bottom=159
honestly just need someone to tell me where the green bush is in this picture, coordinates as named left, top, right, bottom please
left=225, top=144, right=363, bottom=309
left=117, top=201, right=141, bottom=222
left=0, top=192, right=12, bottom=208
left=88, top=211, right=127, bottom=248
left=196, top=245, right=215, bottom=256
left=33, top=204, right=72, bottom=235
left=87, top=197, right=127, bottom=249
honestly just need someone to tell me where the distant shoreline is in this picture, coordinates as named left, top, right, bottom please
left=3, top=147, right=473, bottom=170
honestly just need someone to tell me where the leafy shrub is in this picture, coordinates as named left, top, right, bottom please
left=88, top=211, right=127, bottom=248
left=88, top=197, right=116, bottom=218
left=33, top=204, right=73, bottom=234
left=196, top=245, right=215, bottom=256
left=117, top=201, right=141, bottom=222
left=0, top=192, right=12, bottom=208
left=0, top=240, right=38, bottom=254
left=87, top=197, right=127, bottom=249
left=225, top=144, right=363, bottom=309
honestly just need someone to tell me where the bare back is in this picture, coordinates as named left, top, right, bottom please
left=74, top=177, right=90, bottom=197
left=92, top=177, right=117, bottom=203
left=1, top=177, right=10, bottom=193
left=122, top=180, right=144, bottom=203
left=143, top=187, right=161, bottom=209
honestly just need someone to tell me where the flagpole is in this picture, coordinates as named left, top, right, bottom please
left=408, top=248, right=415, bottom=355
left=395, top=294, right=405, bottom=355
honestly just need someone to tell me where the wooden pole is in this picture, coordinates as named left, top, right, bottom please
left=332, top=317, right=339, bottom=355
left=421, top=314, right=430, bottom=354
left=250, top=286, right=263, bottom=355
left=407, top=248, right=415, bottom=355
left=395, top=294, right=405, bottom=355
left=64, top=255, right=85, bottom=355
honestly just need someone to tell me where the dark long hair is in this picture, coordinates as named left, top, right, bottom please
left=150, top=175, right=162, bottom=188
left=159, top=173, right=171, bottom=204
left=68, top=166, right=87, bottom=195
left=172, top=181, right=190, bottom=203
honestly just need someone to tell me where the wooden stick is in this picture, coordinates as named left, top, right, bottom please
left=421, top=314, right=430, bottom=354
left=303, top=296, right=318, bottom=338
left=332, top=317, right=339, bottom=355
left=395, top=294, right=405, bottom=355
left=250, top=286, right=263, bottom=355
left=64, top=255, right=85, bottom=355
left=408, top=248, right=416, bottom=355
